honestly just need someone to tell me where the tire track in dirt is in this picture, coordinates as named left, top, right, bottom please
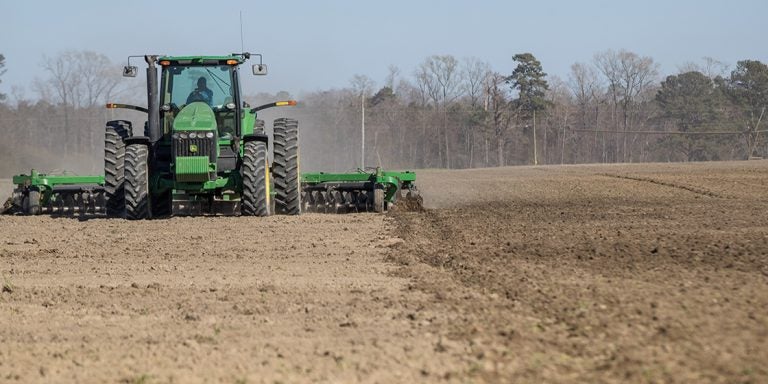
left=599, top=173, right=726, bottom=198
left=599, top=173, right=732, bottom=199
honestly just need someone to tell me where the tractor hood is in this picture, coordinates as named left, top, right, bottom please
left=173, top=102, right=217, bottom=131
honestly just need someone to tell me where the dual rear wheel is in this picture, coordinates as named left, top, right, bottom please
left=272, top=118, right=301, bottom=215
left=241, top=140, right=270, bottom=217
left=241, top=118, right=301, bottom=216
left=104, top=120, right=131, bottom=217
left=124, top=144, right=150, bottom=220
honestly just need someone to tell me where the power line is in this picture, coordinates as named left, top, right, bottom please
left=570, top=128, right=768, bottom=135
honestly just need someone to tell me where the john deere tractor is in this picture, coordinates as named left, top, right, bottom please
left=105, top=53, right=300, bottom=219
left=2, top=53, right=421, bottom=217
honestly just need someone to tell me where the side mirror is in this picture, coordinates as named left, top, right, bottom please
left=123, top=66, right=138, bottom=77
left=252, top=64, right=268, bottom=76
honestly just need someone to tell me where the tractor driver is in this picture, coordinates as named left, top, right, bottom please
left=186, top=77, right=213, bottom=106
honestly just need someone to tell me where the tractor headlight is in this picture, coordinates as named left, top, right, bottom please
left=172, top=133, right=179, bottom=139
left=189, top=132, right=198, bottom=139
left=179, top=132, right=188, bottom=139
left=205, top=132, right=214, bottom=139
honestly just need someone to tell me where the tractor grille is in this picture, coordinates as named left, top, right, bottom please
left=173, top=134, right=215, bottom=161
left=172, top=133, right=217, bottom=182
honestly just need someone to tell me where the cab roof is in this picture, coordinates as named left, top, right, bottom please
left=157, top=55, right=246, bottom=65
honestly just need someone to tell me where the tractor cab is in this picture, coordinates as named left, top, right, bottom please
left=157, top=57, right=244, bottom=141
left=155, top=56, right=254, bottom=177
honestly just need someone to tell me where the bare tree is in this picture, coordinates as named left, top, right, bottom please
left=424, top=55, right=463, bottom=104
left=568, top=62, right=606, bottom=162
left=462, top=57, right=491, bottom=107
left=385, top=65, right=400, bottom=90
left=568, top=62, right=600, bottom=128
left=27, top=51, right=129, bottom=159
left=76, top=51, right=122, bottom=108
left=40, top=51, right=81, bottom=131
left=349, top=74, right=375, bottom=97
left=38, top=51, right=125, bottom=127
left=484, top=72, right=515, bottom=166
left=456, top=57, right=492, bottom=167
left=543, top=76, right=572, bottom=164
left=678, top=57, right=730, bottom=81
left=594, top=49, right=659, bottom=162
left=415, top=55, right=466, bottom=167
left=414, top=60, right=441, bottom=107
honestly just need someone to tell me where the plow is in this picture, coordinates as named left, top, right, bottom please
left=3, top=170, right=107, bottom=215
left=301, top=168, right=421, bottom=213
left=4, top=167, right=422, bottom=217
left=2, top=53, right=420, bottom=218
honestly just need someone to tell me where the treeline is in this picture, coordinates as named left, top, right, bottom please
left=1, top=50, right=767, bottom=177
left=0, top=51, right=143, bottom=176
left=295, top=51, right=768, bottom=171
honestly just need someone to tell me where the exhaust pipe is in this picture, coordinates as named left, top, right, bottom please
left=145, top=55, right=161, bottom=143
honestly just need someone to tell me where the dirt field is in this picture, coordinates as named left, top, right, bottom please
left=1, top=161, right=767, bottom=383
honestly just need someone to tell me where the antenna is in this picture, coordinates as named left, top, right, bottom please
left=239, top=11, right=245, bottom=53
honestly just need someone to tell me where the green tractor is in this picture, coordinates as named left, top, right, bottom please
left=2, top=53, right=422, bottom=217
left=105, top=53, right=300, bottom=219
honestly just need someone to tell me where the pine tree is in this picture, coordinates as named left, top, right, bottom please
left=508, top=53, right=550, bottom=117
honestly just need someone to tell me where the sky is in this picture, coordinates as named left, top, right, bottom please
left=2, top=0, right=767, bottom=100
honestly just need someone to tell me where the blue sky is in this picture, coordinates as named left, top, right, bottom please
left=2, top=0, right=767, bottom=98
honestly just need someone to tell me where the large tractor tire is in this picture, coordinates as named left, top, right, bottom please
left=104, top=120, right=131, bottom=217
left=241, top=140, right=270, bottom=217
left=124, top=144, right=151, bottom=220
left=273, top=118, right=301, bottom=215
left=254, top=119, right=265, bottom=134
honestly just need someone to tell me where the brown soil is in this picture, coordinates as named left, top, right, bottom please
left=1, top=161, right=767, bottom=383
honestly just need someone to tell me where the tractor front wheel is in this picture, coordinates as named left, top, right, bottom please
left=254, top=119, right=265, bottom=134
left=241, top=140, right=270, bottom=217
left=124, top=144, right=151, bottom=220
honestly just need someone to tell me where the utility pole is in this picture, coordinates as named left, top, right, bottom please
left=361, top=92, right=365, bottom=169
left=533, top=109, right=538, bottom=165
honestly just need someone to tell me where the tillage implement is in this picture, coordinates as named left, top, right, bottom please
left=300, top=168, right=421, bottom=213
left=4, top=170, right=106, bottom=215
left=3, top=53, right=420, bottom=218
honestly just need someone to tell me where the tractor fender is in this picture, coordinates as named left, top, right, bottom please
left=243, top=133, right=269, bottom=145
left=124, top=136, right=151, bottom=146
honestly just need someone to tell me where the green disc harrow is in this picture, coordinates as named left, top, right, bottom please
left=300, top=168, right=422, bottom=213
left=3, top=168, right=422, bottom=216
left=3, top=170, right=106, bottom=215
